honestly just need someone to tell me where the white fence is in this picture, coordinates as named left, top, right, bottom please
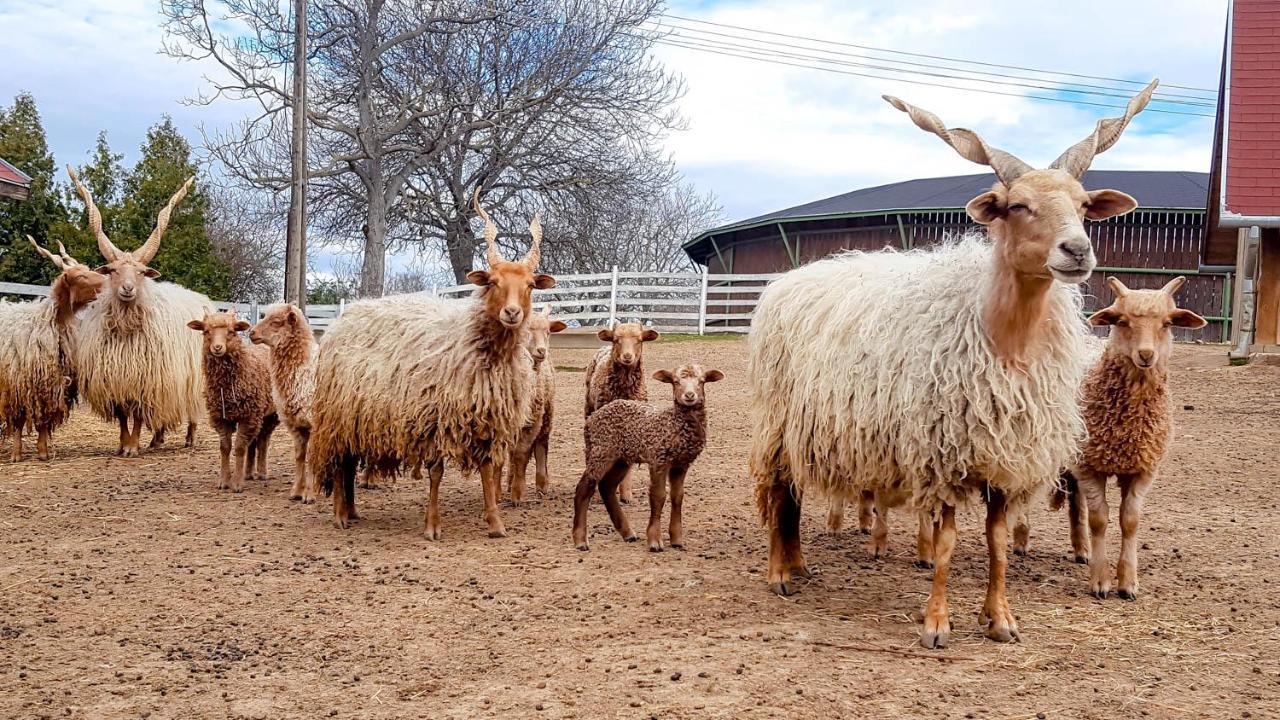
left=0, top=268, right=780, bottom=335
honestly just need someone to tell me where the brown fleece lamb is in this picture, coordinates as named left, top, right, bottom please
left=250, top=303, right=318, bottom=502
left=573, top=364, right=723, bottom=552
left=189, top=311, right=279, bottom=493
left=497, top=307, right=566, bottom=503
left=583, top=322, right=660, bottom=502
left=1059, top=277, right=1205, bottom=600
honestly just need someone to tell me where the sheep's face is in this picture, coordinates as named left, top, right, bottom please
left=250, top=304, right=303, bottom=347
left=1089, top=280, right=1205, bottom=371
left=654, top=364, right=724, bottom=409
left=526, top=309, right=567, bottom=368
left=467, top=261, right=556, bottom=330
left=966, top=170, right=1136, bottom=285
left=61, top=265, right=108, bottom=310
left=188, top=311, right=251, bottom=359
left=598, top=323, right=659, bottom=367
left=96, top=257, right=160, bottom=305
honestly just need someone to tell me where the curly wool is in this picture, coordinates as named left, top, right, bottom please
left=583, top=398, right=707, bottom=475
left=0, top=300, right=72, bottom=438
left=262, top=305, right=318, bottom=431
left=73, top=282, right=207, bottom=431
left=748, top=233, right=1091, bottom=516
left=1076, top=351, right=1170, bottom=477
left=584, top=346, right=647, bottom=417
left=310, top=292, right=534, bottom=490
left=202, top=342, right=275, bottom=430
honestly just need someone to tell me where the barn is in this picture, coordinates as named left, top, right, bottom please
left=684, top=170, right=1231, bottom=340
left=0, top=157, right=32, bottom=201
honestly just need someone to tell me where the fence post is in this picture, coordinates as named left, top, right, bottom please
left=339, top=298, right=345, bottom=316
left=698, top=266, right=709, bottom=335
left=248, top=301, right=259, bottom=324
left=607, top=265, right=619, bottom=328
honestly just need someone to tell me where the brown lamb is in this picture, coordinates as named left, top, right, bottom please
left=573, top=364, right=723, bottom=552
left=583, top=322, right=660, bottom=503
left=189, top=311, right=279, bottom=493
left=1059, top=276, right=1205, bottom=600
left=250, top=303, right=318, bottom=502
left=497, top=307, right=566, bottom=503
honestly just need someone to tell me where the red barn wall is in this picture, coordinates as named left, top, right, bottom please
left=1225, top=0, right=1280, bottom=216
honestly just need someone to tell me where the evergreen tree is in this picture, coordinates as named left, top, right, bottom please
left=0, top=92, right=69, bottom=284
left=52, top=131, right=126, bottom=269
left=117, top=117, right=230, bottom=298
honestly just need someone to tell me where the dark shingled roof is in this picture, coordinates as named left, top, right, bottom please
left=685, top=170, right=1209, bottom=259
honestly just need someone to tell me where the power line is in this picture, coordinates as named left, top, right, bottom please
left=646, top=21, right=1216, bottom=105
left=658, top=13, right=1219, bottom=96
left=645, top=26, right=1215, bottom=109
left=650, top=37, right=1215, bottom=118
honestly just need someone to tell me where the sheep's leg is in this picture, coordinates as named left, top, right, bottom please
left=668, top=466, right=687, bottom=550
left=1011, top=510, right=1031, bottom=558
left=149, top=425, right=166, bottom=448
left=645, top=465, right=669, bottom=552
left=245, top=438, right=258, bottom=483
left=289, top=428, right=310, bottom=502
left=1079, top=470, right=1111, bottom=599
left=125, top=410, right=144, bottom=457
left=424, top=461, right=444, bottom=541
left=479, top=461, right=506, bottom=538
left=216, top=426, right=233, bottom=490
left=35, top=425, right=51, bottom=461
left=572, top=470, right=600, bottom=550
left=868, top=499, right=890, bottom=560
left=618, top=466, right=634, bottom=504
left=979, top=489, right=1020, bottom=643
left=824, top=498, right=844, bottom=534
left=533, top=439, right=549, bottom=495
left=9, top=426, right=22, bottom=462
left=254, top=418, right=275, bottom=481
left=114, top=409, right=129, bottom=457
left=1116, top=472, right=1153, bottom=600
left=231, top=423, right=256, bottom=493
left=184, top=421, right=197, bottom=448
left=920, top=504, right=956, bottom=649
left=857, top=490, right=875, bottom=534
left=1064, top=472, right=1090, bottom=564
left=508, top=449, right=531, bottom=505
left=915, top=511, right=935, bottom=570
left=359, top=465, right=379, bottom=490
left=599, top=461, right=636, bottom=543
left=332, top=454, right=357, bottom=529
left=764, top=475, right=808, bottom=596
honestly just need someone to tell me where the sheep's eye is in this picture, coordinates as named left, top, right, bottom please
left=1162, top=320, right=1172, bottom=328
left=1008, top=203, right=1029, bottom=213
left=1116, top=319, right=1129, bottom=327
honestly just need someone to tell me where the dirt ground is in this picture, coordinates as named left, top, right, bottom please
left=2, top=339, right=1278, bottom=719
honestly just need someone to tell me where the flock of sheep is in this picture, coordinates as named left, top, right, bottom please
left=0, top=79, right=1211, bottom=649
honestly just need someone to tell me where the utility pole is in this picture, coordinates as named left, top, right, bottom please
left=284, top=0, right=308, bottom=310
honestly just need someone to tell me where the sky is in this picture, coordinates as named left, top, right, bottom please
left=0, top=0, right=1227, bottom=276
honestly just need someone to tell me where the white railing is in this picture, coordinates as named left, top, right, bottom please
left=1, top=267, right=781, bottom=335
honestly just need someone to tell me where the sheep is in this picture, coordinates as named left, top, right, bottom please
left=749, top=81, right=1158, bottom=648
left=583, top=322, right=660, bottom=503
left=310, top=193, right=554, bottom=538
left=496, top=306, right=567, bottom=504
left=1058, top=276, right=1205, bottom=600
left=573, top=364, right=723, bottom=552
left=249, top=303, right=319, bottom=502
left=188, top=310, right=279, bottom=492
left=65, top=166, right=207, bottom=457
left=0, top=238, right=106, bottom=461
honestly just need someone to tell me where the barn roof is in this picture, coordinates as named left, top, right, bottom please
left=0, top=157, right=33, bottom=201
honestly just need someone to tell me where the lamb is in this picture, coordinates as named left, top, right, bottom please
left=583, top=322, right=660, bottom=503
left=249, top=303, right=319, bottom=502
left=65, top=165, right=207, bottom=457
left=496, top=306, right=566, bottom=504
left=310, top=193, right=554, bottom=538
left=0, top=238, right=106, bottom=461
left=1057, top=277, right=1205, bottom=600
left=573, top=364, right=723, bottom=552
left=189, top=310, right=279, bottom=492
left=749, top=81, right=1158, bottom=648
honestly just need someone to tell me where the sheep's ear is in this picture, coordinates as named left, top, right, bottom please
left=703, top=369, right=725, bottom=383
left=549, top=320, right=568, bottom=333
left=287, top=311, right=297, bottom=325
left=142, top=267, right=161, bottom=279
left=641, top=328, right=660, bottom=342
left=653, top=369, right=675, bottom=384
left=1085, top=189, right=1137, bottom=220
left=966, top=191, right=1005, bottom=225
left=187, top=320, right=205, bottom=331
left=94, top=265, right=112, bottom=275
left=234, top=320, right=252, bottom=332
left=1088, top=308, right=1121, bottom=326
left=1170, top=309, right=1207, bottom=329
left=466, top=270, right=490, bottom=286
left=597, top=328, right=613, bottom=342
left=533, top=273, right=556, bottom=289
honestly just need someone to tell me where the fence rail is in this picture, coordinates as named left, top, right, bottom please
left=2, top=263, right=1233, bottom=340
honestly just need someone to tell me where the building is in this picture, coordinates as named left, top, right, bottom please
left=0, top=157, right=32, bottom=201
left=685, top=170, right=1230, bottom=340
left=1206, top=0, right=1280, bottom=357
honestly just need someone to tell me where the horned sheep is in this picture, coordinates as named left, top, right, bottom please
left=583, top=322, right=660, bottom=503
left=310, top=194, right=554, bottom=538
left=250, top=303, right=319, bottom=502
left=573, top=364, right=723, bottom=552
left=0, top=238, right=106, bottom=461
left=65, top=166, right=207, bottom=457
left=189, top=310, right=279, bottom=492
left=749, top=82, right=1158, bottom=648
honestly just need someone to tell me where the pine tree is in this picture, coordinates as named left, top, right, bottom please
left=117, top=117, right=230, bottom=298
left=0, top=92, right=69, bottom=284
left=52, top=131, right=126, bottom=269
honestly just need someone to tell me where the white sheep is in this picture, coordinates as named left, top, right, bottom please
left=750, top=81, right=1158, bottom=648
left=65, top=165, right=207, bottom=457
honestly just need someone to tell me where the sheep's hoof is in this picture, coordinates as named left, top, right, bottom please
left=914, top=560, right=934, bottom=570
left=288, top=493, right=302, bottom=501
left=768, top=581, right=795, bottom=597
left=488, top=529, right=507, bottom=539
left=858, top=527, right=871, bottom=536
left=1012, top=546, right=1029, bottom=557
left=1116, top=587, right=1137, bottom=601
left=622, top=534, right=638, bottom=543
left=1091, top=588, right=1109, bottom=600
left=619, top=496, right=633, bottom=505
left=424, top=528, right=441, bottom=541
left=1074, top=554, right=1090, bottom=565
left=791, top=565, right=813, bottom=580
left=36, top=454, right=50, bottom=462
left=649, top=543, right=663, bottom=553
left=919, top=629, right=950, bottom=649
left=576, top=542, right=590, bottom=552
left=983, top=623, right=1020, bottom=644
left=670, top=542, right=684, bottom=550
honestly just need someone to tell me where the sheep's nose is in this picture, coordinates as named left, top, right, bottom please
left=620, top=353, right=635, bottom=364
left=1137, top=349, right=1155, bottom=364
left=532, top=349, right=547, bottom=360
left=502, top=307, right=522, bottom=324
left=682, top=392, right=697, bottom=403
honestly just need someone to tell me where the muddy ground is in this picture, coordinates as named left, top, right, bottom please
left=2, top=340, right=1277, bottom=719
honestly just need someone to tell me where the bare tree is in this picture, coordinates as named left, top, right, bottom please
left=204, top=181, right=286, bottom=302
